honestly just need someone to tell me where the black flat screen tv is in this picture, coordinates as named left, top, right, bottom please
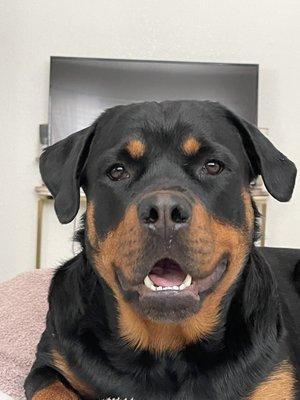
left=49, top=57, right=258, bottom=144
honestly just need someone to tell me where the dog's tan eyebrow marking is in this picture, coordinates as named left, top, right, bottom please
left=182, top=136, right=201, bottom=156
left=126, top=139, right=146, bottom=159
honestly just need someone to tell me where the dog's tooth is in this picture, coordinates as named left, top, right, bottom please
left=178, top=275, right=192, bottom=290
left=145, top=278, right=190, bottom=292
left=144, top=276, right=157, bottom=291
left=144, top=275, right=153, bottom=288
left=161, top=286, right=179, bottom=291
left=182, top=274, right=192, bottom=287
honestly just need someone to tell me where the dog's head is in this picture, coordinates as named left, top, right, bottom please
left=41, top=101, right=296, bottom=348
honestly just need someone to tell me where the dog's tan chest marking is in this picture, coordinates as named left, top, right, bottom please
left=52, top=350, right=95, bottom=398
left=32, top=381, right=79, bottom=399
left=247, top=361, right=295, bottom=399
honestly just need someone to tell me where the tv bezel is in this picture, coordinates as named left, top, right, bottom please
left=49, top=56, right=259, bottom=144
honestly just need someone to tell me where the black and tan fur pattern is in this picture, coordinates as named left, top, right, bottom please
left=25, top=101, right=299, bottom=399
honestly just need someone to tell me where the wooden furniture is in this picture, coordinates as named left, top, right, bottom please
left=35, top=185, right=268, bottom=269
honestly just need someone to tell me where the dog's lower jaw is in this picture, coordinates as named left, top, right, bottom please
left=116, top=251, right=249, bottom=354
left=116, top=256, right=228, bottom=323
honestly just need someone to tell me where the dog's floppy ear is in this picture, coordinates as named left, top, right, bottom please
left=39, top=124, right=96, bottom=223
left=228, top=112, right=297, bottom=202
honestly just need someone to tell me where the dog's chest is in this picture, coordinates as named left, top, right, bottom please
left=89, top=359, right=297, bottom=400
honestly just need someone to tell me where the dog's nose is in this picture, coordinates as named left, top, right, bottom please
left=138, top=192, right=191, bottom=238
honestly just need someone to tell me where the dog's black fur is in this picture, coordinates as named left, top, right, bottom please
left=25, top=101, right=299, bottom=399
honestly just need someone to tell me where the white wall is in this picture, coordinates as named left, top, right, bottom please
left=0, top=0, right=299, bottom=282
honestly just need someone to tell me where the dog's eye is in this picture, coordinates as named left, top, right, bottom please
left=107, top=164, right=130, bottom=181
left=203, top=160, right=224, bottom=175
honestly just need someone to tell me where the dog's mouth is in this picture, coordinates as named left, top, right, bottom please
left=144, top=258, right=192, bottom=291
left=115, top=256, right=227, bottom=322
left=143, top=257, right=226, bottom=296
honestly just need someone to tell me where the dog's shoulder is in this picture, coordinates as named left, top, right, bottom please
left=258, top=246, right=300, bottom=295
left=258, top=247, right=300, bottom=324
left=47, top=253, right=91, bottom=331
left=48, top=252, right=117, bottom=334
left=258, top=246, right=300, bottom=383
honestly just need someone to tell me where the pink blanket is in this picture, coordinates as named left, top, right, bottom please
left=0, top=269, right=53, bottom=400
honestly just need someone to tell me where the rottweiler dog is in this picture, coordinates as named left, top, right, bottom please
left=25, top=100, right=300, bottom=400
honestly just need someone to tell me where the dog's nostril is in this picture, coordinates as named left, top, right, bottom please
left=144, top=207, right=159, bottom=224
left=171, top=206, right=189, bottom=224
left=139, top=193, right=191, bottom=228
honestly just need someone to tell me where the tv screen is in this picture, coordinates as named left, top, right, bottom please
left=49, top=57, right=258, bottom=144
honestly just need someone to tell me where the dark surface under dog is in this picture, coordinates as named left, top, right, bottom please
left=25, top=100, right=300, bottom=399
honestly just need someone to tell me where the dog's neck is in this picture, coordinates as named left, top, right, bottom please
left=64, top=248, right=286, bottom=399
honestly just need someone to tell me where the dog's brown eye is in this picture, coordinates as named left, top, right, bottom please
left=107, top=164, right=130, bottom=181
left=204, top=160, right=224, bottom=175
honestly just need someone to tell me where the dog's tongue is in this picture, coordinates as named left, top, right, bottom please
left=149, top=258, right=186, bottom=287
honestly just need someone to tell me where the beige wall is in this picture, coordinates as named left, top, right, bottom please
left=0, top=0, right=299, bottom=282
